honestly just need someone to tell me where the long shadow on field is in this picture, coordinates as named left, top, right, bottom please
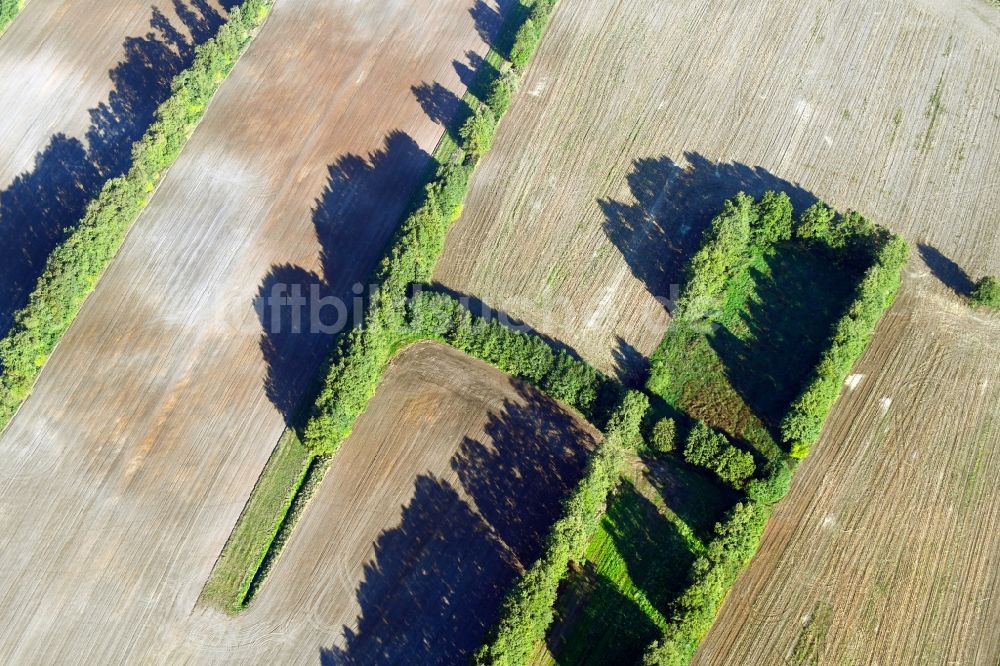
left=918, top=243, right=974, bottom=297
left=257, top=131, right=431, bottom=425
left=411, top=81, right=469, bottom=145
left=708, top=243, right=860, bottom=434
left=470, top=0, right=522, bottom=61
left=548, top=480, right=692, bottom=665
left=600, top=152, right=818, bottom=313
left=320, top=384, right=596, bottom=665
left=0, top=0, right=238, bottom=340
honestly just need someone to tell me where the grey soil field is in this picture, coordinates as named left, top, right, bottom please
left=184, top=341, right=599, bottom=663
left=0, top=0, right=236, bottom=334
left=0, top=0, right=513, bottom=661
left=434, top=0, right=1000, bottom=660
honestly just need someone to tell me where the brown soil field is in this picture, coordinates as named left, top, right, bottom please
left=183, top=341, right=600, bottom=662
left=434, top=0, right=1000, bottom=661
left=0, top=0, right=512, bottom=661
left=0, top=0, right=236, bottom=335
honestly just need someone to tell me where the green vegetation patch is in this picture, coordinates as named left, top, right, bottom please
left=0, top=0, right=25, bottom=36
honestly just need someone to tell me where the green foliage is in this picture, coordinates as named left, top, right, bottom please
left=475, top=391, right=649, bottom=666
left=642, top=501, right=768, bottom=666
left=0, top=0, right=24, bottom=35
left=407, top=291, right=615, bottom=421
left=752, top=191, right=793, bottom=248
left=676, top=193, right=756, bottom=322
left=0, top=0, right=273, bottom=430
left=795, top=201, right=836, bottom=244
left=301, top=4, right=557, bottom=456
left=650, top=418, right=677, bottom=453
left=683, top=421, right=755, bottom=488
left=460, top=106, right=498, bottom=160
left=746, top=461, right=792, bottom=505
left=486, top=69, right=519, bottom=120
left=509, top=18, right=540, bottom=71
left=781, top=235, right=909, bottom=456
left=970, top=275, right=1000, bottom=310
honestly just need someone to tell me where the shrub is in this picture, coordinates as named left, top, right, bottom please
left=476, top=391, right=649, bottom=666
left=970, top=275, right=1000, bottom=310
left=752, top=191, right=793, bottom=248
left=746, top=461, right=792, bottom=505
left=460, top=106, right=498, bottom=161
left=0, top=0, right=24, bottom=35
left=650, top=417, right=677, bottom=453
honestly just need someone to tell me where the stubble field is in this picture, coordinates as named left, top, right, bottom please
left=435, top=0, right=1000, bottom=661
left=0, top=0, right=511, bottom=661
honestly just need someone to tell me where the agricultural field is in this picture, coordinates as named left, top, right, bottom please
left=0, top=0, right=510, bottom=660
left=0, top=0, right=238, bottom=336
left=183, top=341, right=600, bottom=662
left=436, top=0, right=1000, bottom=662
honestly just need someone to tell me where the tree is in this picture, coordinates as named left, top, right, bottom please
left=747, top=462, right=792, bottom=504
left=683, top=421, right=724, bottom=467
left=460, top=106, right=497, bottom=160
left=485, top=70, right=518, bottom=120
left=714, top=448, right=755, bottom=488
left=752, top=191, right=793, bottom=247
left=795, top=201, right=836, bottom=244
left=509, top=18, right=540, bottom=70
left=650, top=418, right=677, bottom=453
left=970, top=275, right=1000, bottom=310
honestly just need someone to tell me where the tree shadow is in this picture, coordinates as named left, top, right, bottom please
left=600, top=152, right=819, bottom=310
left=918, top=243, right=973, bottom=297
left=0, top=0, right=237, bottom=338
left=451, top=381, right=597, bottom=564
left=610, top=335, right=649, bottom=388
left=707, top=243, right=859, bottom=437
left=321, top=383, right=597, bottom=664
left=411, top=81, right=469, bottom=144
left=319, top=474, right=515, bottom=666
left=469, top=0, right=521, bottom=60
left=640, top=452, right=735, bottom=545
left=257, top=131, right=431, bottom=425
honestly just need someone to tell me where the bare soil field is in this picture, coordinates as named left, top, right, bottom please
left=0, top=0, right=237, bottom=336
left=434, top=0, right=1000, bottom=380
left=434, top=0, right=1000, bottom=660
left=0, top=0, right=512, bottom=661
left=694, top=275, right=1000, bottom=666
left=182, top=341, right=600, bottom=662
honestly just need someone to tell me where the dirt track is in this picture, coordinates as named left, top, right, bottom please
left=0, top=0, right=509, bottom=661
left=184, top=342, right=599, bottom=663
left=435, top=0, right=1000, bottom=660
left=0, top=0, right=235, bottom=335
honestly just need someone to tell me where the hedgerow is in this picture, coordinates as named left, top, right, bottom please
left=780, top=233, right=909, bottom=457
left=300, top=0, right=560, bottom=456
left=0, top=0, right=274, bottom=430
left=474, top=390, right=649, bottom=666
left=641, top=501, right=768, bottom=666
left=683, top=421, right=755, bottom=489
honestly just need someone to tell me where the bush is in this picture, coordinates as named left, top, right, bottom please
left=476, top=391, right=649, bottom=666
left=650, top=417, right=677, bottom=453
left=0, top=0, right=274, bottom=430
left=970, top=275, right=1000, bottom=310
left=460, top=106, right=497, bottom=161
left=752, top=191, right=793, bottom=248
left=746, top=461, right=792, bottom=505
left=0, top=0, right=24, bottom=35
left=683, top=421, right=755, bottom=488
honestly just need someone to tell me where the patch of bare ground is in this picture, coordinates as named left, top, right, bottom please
left=0, top=0, right=512, bottom=660
left=184, top=341, right=600, bottom=662
left=434, top=0, right=1000, bottom=660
